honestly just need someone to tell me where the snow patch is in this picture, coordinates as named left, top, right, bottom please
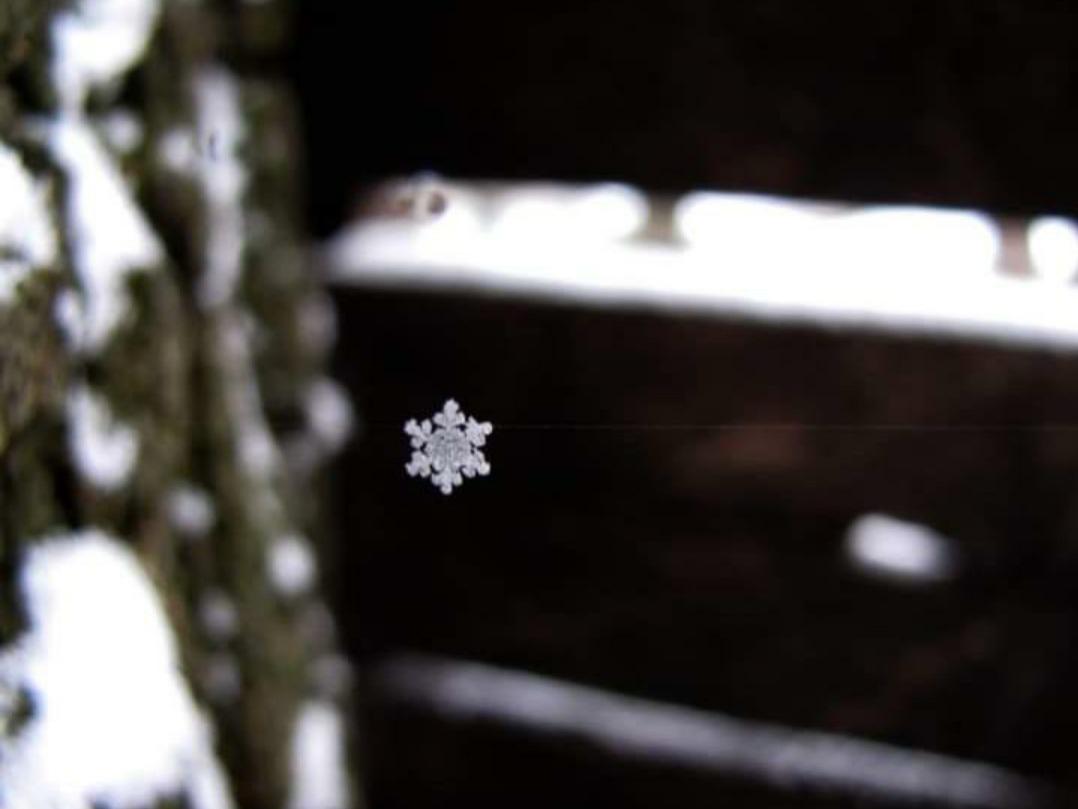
left=98, top=109, right=144, bottom=154
left=0, top=142, right=57, bottom=304
left=267, top=534, right=317, bottom=598
left=51, top=0, right=162, bottom=110
left=0, top=530, right=234, bottom=809
left=66, top=383, right=139, bottom=491
left=218, top=313, right=283, bottom=478
left=157, top=127, right=198, bottom=174
left=287, top=700, right=350, bottom=809
left=192, top=68, right=247, bottom=309
left=167, top=484, right=217, bottom=539
left=47, top=115, right=164, bottom=352
left=845, top=514, right=957, bottom=584
left=305, top=378, right=354, bottom=452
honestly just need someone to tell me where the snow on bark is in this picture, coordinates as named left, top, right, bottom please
left=287, top=700, right=351, bottom=809
left=65, top=383, right=139, bottom=491
left=0, top=530, right=233, bottom=809
left=0, top=142, right=57, bottom=304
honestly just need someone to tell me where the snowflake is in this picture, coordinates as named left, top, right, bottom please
left=405, top=399, right=492, bottom=494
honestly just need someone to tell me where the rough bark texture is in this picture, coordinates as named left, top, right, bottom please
left=0, top=1, right=355, bottom=807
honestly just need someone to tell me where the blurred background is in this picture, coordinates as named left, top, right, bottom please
left=297, top=3, right=1078, bottom=808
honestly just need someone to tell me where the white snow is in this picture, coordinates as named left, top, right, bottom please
left=379, top=655, right=1042, bottom=809
left=167, top=484, right=217, bottom=539
left=47, top=115, right=164, bottom=352
left=267, top=534, right=317, bottom=598
left=216, top=314, right=284, bottom=479
left=329, top=188, right=1078, bottom=352
left=304, top=378, right=354, bottom=452
left=192, top=68, right=247, bottom=309
left=0, top=142, right=58, bottom=304
left=287, top=700, right=350, bottom=809
left=45, top=0, right=164, bottom=352
left=98, top=109, right=144, bottom=154
left=50, top=0, right=162, bottom=110
left=156, top=127, right=198, bottom=173
left=0, top=530, right=234, bottom=809
left=844, top=513, right=957, bottom=584
left=1027, top=216, right=1078, bottom=283
left=66, top=383, right=139, bottom=491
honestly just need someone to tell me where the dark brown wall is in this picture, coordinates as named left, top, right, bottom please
left=330, top=285, right=1078, bottom=807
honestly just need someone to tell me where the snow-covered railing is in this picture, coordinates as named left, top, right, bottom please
left=375, top=654, right=1060, bottom=809
left=326, top=181, right=1078, bottom=352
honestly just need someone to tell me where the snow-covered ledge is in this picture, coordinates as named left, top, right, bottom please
left=325, top=182, right=1078, bottom=353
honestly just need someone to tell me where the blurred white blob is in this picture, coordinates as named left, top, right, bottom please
left=99, top=110, right=143, bottom=154
left=167, top=484, right=217, bottom=539
left=0, top=142, right=57, bottom=303
left=304, top=378, right=354, bottom=452
left=267, top=535, right=317, bottom=597
left=0, top=530, right=233, bottom=809
left=1027, top=216, right=1078, bottom=283
left=66, top=384, right=139, bottom=491
left=199, top=591, right=239, bottom=641
left=287, top=700, right=350, bottom=809
left=674, top=192, right=825, bottom=262
left=156, top=128, right=198, bottom=174
left=833, top=207, right=1000, bottom=277
left=568, top=183, right=648, bottom=241
left=379, top=655, right=1038, bottom=809
left=845, top=513, right=957, bottom=584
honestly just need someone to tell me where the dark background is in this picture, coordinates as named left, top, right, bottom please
left=295, top=3, right=1078, bottom=807
left=296, top=0, right=1078, bottom=237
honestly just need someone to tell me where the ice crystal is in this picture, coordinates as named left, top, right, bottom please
left=404, top=399, right=492, bottom=494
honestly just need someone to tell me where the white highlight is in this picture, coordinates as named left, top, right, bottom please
left=287, top=700, right=350, bottom=809
left=218, top=314, right=283, bottom=478
left=568, top=183, right=648, bottom=241
left=192, top=68, right=247, bottom=309
left=267, top=535, right=317, bottom=597
left=50, top=0, right=162, bottom=110
left=47, top=116, right=164, bottom=352
left=378, top=655, right=1046, bottom=809
left=834, top=206, right=1000, bottom=277
left=0, top=530, right=234, bottom=809
left=675, top=191, right=826, bottom=260
left=157, top=127, right=198, bottom=174
left=0, top=143, right=57, bottom=303
left=1028, top=216, right=1078, bottom=283
left=305, top=378, right=354, bottom=452
left=845, top=513, right=956, bottom=584
left=99, top=109, right=144, bottom=154
left=66, top=384, right=139, bottom=491
left=490, top=183, right=647, bottom=247
left=167, top=484, right=217, bottom=539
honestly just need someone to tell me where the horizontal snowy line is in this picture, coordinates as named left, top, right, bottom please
left=372, top=654, right=1062, bottom=809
